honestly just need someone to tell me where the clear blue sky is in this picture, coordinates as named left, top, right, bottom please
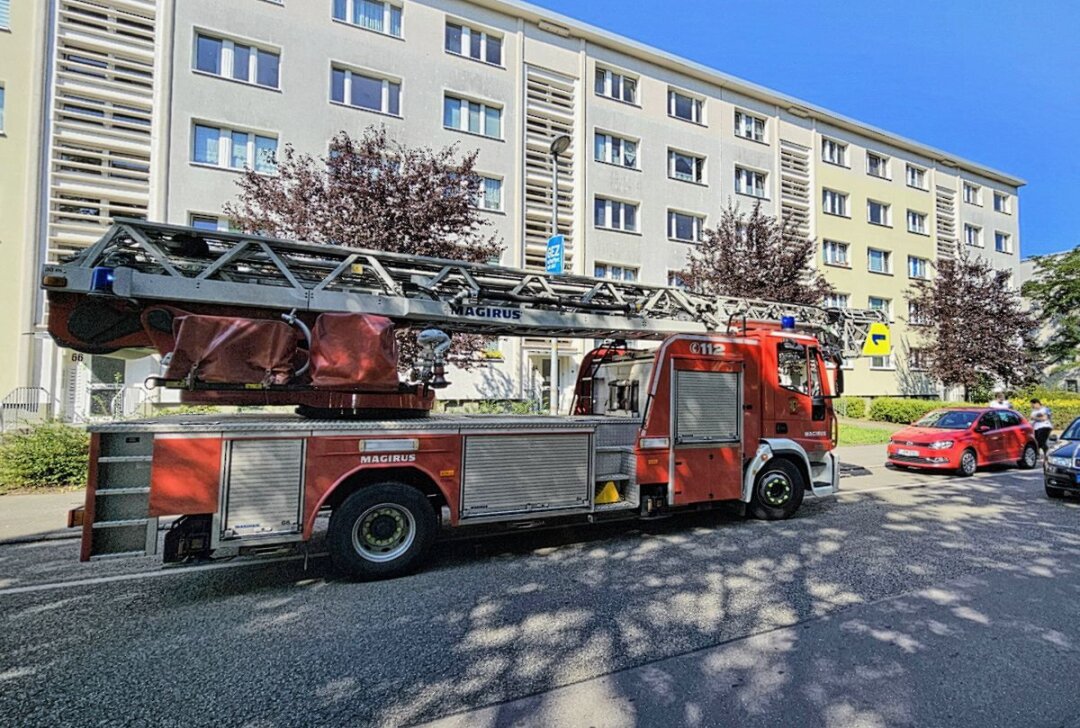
left=530, top=0, right=1079, bottom=257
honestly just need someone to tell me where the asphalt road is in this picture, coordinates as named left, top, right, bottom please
left=1, top=465, right=1078, bottom=728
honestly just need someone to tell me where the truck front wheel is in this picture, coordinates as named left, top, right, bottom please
left=749, top=459, right=805, bottom=520
left=327, top=483, right=437, bottom=580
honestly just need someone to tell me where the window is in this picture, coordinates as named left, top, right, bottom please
left=993, top=192, right=1011, bottom=213
left=906, top=164, right=927, bottom=190
left=594, top=197, right=638, bottom=232
left=594, top=262, right=638, bottom=281
left=868, top=296, right=892, bottom=321
left=668, top=149, right=704, bottom=183
left=333, top=0, right=403, bottom=37
left=822, top=138, right=848, bottom=166
left=734, top=110, right=765, bottom=142
left=189, top=213, right=236, bottom=232
left=871, top=354, right=893, bottom=370
left=777, top=341, right=812, bottom=395
left=472, top=176, right=502, bottom=212
left=667, top=271, right=686, bottom=289
left=907, top=255, right=929, bottom=279
left=822, top=189, right=848, bottom=216
left=909, top=348, right=929, bottom=371
left=668, top=89, right=703, bottom=123
left=908, top=301, right=930, bottom=326
left=866, top=151, right=890, bottom=179
left=867, top=200, right=891, bottom=226
left=194, top=33, right=280, bottom=89
left=735, top=166, right=767, bottom=198
left=1066, top=379, right=1078, bottom=394
left=994, top=231, right=1012, bottom=254
left=823, top=240, right=850, bottom=267
left=443, top=95, right=501, bottom=138
left=867, top=248, right=891, bottom=274
left=331, top=66, right=400, bottom=115
left=964, top=223, right=983, bottom=247
left=824, top=293, right=849, bottom=309
left=594, top=132, right=638, bottom=168
left=668, top=211, right=704, bottom=242
left=192, top=123, right=277, bottom=173
left=963, top=182, right=982, bottom=205
left=0, top=85, right=5, bottom=133
left=595, top=67, right=637, bottom=104
left=906, top=210, right=927, bottom=234
left=445, top=22, right=502, bottom=66
left=0, top=0, right=8, bottom=30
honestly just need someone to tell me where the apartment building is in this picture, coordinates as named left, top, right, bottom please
left=10, top=0, right=1026, bottom=418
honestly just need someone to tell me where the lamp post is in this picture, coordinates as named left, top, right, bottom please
left=548, top=134, right=571, bottom=415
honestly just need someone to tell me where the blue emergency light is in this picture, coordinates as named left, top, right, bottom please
left=90, top=266, right=115, bottom=293
left=781, top=316, right=796, bottom=331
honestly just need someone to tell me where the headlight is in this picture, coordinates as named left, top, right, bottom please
left=1048, top=456, right=1072, bottom=468
left=929, top=440, right=954, bottom=450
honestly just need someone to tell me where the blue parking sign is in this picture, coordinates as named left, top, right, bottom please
left=545, top=235, right=565, bottom=274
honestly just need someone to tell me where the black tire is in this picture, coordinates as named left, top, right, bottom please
left=1018, top=444, right=1038, bottom=470
left=749, top=459, right=805, bottom=520
left=957, top=449, right=978, bottom=477
left=327, top=482, right=437, bottom=581
left=1045, top=485, right=1065, bottom=499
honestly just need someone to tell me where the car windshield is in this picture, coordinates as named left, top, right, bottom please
left=1062, top=418, right=1080, bottom=441
left=914, top=410, right=979, bottom=430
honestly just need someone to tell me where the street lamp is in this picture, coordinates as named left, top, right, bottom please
left=547, top=134, right=571, bottom=415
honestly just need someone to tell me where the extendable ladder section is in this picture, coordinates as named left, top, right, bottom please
left=44, top=219, right=886, bottom=358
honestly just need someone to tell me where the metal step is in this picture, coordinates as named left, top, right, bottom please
left=595, top=473, right=631, bottom=482
left=98, top=455, right=153, bottom=464
left=593, top=501, right=638, bottom=513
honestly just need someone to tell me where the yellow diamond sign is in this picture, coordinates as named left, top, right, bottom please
left=862, top=323, right=892, bottom=357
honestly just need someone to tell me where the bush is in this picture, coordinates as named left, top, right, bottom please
left=1043, top=401, right=1080, bottom=431
left=835, top=396, right=867, bottom=419
left=868, top=398, right=958, bottom=424
left=0, top=422, right=90, bottom=490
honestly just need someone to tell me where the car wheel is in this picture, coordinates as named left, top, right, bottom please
left=1018, top=444, right=1038, bottom=470
left=749, top=459, right=805, bottom=520
left=327, top=482, right=437, bottom=581
left=957, top=449, right=977, bottom=477
left=1045, top=485, right=1065, bottom=499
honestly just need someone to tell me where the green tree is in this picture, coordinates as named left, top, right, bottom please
left=1021, top=246, right=1080, bottom=373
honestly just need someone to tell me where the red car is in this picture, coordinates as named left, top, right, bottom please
left=886, top=408, right=1039, bottom=476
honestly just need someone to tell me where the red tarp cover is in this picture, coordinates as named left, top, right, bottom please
left=309, top=313, right=400, bottom=391
left=165, top=315, right=298, bottom=385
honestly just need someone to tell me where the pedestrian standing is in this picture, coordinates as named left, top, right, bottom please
left=1030, top=398, right=1053, bottom=456
left=989, top=391, right=1012, bottom=410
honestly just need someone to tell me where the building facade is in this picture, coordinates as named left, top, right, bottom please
left=10, top=0, right=1027, bottom=418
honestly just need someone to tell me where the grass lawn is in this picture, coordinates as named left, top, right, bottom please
left=837, top=422, right=896, bottom=446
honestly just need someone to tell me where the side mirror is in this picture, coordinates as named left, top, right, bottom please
left=1049, top=434, right=1059, bottom=443
left=976, top=425, right=991, bottom=434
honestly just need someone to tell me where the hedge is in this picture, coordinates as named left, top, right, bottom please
left=0, top=421, right=90, bottom=490
left=1041, top=401, right=1080, bottom=431
left=868, top=398, right=959, bottom=424
left=834, top=396, right=868, bottom=419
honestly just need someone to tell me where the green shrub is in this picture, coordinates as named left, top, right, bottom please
left=1043, top=401, right=1080, bottom=431
left=0, top=422, right=90, bottom=490
left=868, top=398, right=958, bottom=424
left=835, top=396, right=867, bottom=419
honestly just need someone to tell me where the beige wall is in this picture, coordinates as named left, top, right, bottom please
left=0, top=1, right=47, bottom=399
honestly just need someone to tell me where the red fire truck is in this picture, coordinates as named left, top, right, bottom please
left=43, top=221, right=887, bottom=580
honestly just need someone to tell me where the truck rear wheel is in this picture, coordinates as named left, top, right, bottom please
left=749, top=459, right=805, bottom=520
left=327, top=482, right=437, bottom=580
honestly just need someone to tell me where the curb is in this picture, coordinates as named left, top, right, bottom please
left=0, top=530, right=81, bottom=546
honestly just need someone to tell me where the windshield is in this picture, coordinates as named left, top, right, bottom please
left=915, top=410, right=979, bottom=430
left=1062, top=418, right=1080, bottom=441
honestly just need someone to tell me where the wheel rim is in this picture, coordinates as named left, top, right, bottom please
left=351, top=504, right=416, bottom=563
left=962, top=452, right=976, bottom=474
left=759, top=472, right=793, bottom=507
left=1024, top=447, right=1037, bottom=467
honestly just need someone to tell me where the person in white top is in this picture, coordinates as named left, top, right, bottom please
left=988, top=391, right=1012, bottom=410
left=1030, top=398, right=1053, bottom=456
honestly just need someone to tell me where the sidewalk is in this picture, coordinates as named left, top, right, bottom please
left=0, top=490, right=85, bottom=544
